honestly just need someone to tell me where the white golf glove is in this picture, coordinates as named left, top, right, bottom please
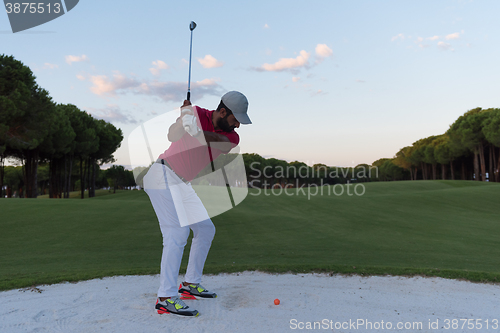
left=180, top=105, right=194, bottom=116
left=182, top=113, right=201, bottom=137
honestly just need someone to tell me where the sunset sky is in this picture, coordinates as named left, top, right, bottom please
left=2, top=0, right=500, bottom=168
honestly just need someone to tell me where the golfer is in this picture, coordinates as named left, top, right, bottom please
left=143, top=91, right=251, bottom=316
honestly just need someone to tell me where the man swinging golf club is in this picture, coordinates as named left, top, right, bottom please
left=144, top=91, right=251, bottom=317
left=144, top=22, right=252, bottom=316
left=142, top=18, right=252, bottom=318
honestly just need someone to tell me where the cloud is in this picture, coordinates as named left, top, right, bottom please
left=256, top=50, right=310, bottom=72
left=401, top=32, right=464, bottom=51
left=311, top=89, right=327, bottom=97
left=85, top=104, right=137, bottom=124
left=314, top=44, right=333, bottom=65
left=315, top=44, right=333, bottom=58
left=43, top=63, right=58, bottom=69
left=264, top=24, right=269, bottom=29
left=65, top=55, right=89, bottom=65
left=445, top=32, right=460, bottom=40
left=252, top=44, right=332, bottom=75
left=149, top=60, right=169, bottom=76
left=198, top=55, right=224, bottom=69
left=356, top=79, right=365, bottom=83
left=437, top=41, right=453, bottom=51
left=140, top=78, right=222, bottom=102
left=76, top=74, right=86, bottom=81
left=391, top=33, right=405, bottom=41
left=89, top=73, right=138, bottom=96
left=292, top=77, right=300, bottom=82
left=86, top=72, right=223, bottom=102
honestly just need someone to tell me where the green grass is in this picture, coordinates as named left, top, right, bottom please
left=1, top=181, right=500, bottom=290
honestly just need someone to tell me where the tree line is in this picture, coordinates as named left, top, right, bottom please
left=241, top=153, right=375, bottom=187
left=0, top=54, right=124, bottom=198
left=2, top=164, right=136, bottom=198
left=376, top=107, right=500, bottom=182
left=242, top=108, right=500, bottom=186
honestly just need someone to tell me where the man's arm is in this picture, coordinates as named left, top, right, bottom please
left=168, top=116, right=234, bottom=153
left=168, top=100, right=236, bottom=152
left=168, top=100, right=192, bottom=142
left=167, top=118, right=185, bottom=142
left=197, top=131, right=234, bottom=154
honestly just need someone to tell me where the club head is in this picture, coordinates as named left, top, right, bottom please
left=190, top=21, right=197, bottom=31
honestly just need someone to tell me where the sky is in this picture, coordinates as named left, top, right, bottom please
left=2, top=0, right=500, bottom=169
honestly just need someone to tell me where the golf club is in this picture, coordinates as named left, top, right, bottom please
left=187, top=21, right=197, bottom=102
left=183, top=21, right=197, bottom=132
left=184, top=21, right=235, bottom=207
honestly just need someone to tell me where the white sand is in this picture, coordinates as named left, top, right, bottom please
left=1, top=272, right=499, bottom=332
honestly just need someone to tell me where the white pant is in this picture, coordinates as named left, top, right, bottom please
left=144, top=162, right=215, bottom=297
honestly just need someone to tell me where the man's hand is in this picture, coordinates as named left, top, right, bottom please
left=180, top=101, right=198, bottom=135
left=167, top=100, right=193, bottom=142
left=180, top=100, right=193, bottom=115
left=182, top=113, right=201, bottom=137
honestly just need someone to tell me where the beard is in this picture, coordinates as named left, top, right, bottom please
left=217, top=116, right=234, bottom=132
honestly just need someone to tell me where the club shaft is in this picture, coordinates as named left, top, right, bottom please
left=187, top=30, right=193, bottom=101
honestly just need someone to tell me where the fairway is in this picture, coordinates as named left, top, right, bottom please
left=1, top=181, right=500, bottom=291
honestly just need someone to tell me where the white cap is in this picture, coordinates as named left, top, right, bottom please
left=221, top=91, right=251, bottom=124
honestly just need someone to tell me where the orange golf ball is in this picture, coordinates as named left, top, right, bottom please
left=274, top=298, right=280, bottom=305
